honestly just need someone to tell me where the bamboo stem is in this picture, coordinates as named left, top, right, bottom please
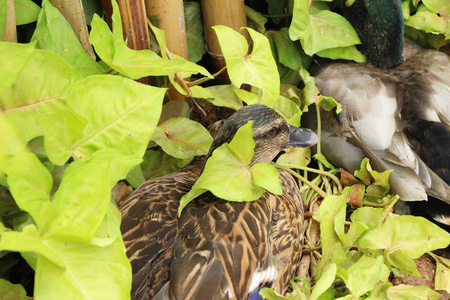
left=145, top=0, right=188, bottom=59
left=3, top=0, right=17, bottom=42
left=200, top=0, right=248, bottom=80
left=116, top=0, right=152, bottom=85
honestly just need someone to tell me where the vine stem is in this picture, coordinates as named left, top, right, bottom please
left=188, top=66, right=227, bottom=86
left=274, top=162, right=342, bottom=192
left=275, top=165, right=328, bottom=199
left=303, top=245, right=322, bottom=253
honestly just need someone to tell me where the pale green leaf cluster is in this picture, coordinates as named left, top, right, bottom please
left=178, top=122, right=282, bottom=214
left=0, top=0, right=177, bottom=297
left=403, top=0, right=450, bottom=39
left=263, top=158, right=450, bottom=299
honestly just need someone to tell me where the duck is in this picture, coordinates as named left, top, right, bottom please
left=120, top=104, right=319, bottom=300
left=306, top=0, right=450, bottom=228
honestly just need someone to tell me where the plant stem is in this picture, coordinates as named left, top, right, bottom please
left=276, top=165, right=328, bottom=199
left=274, top=163, right=342, bottom=191
left=303, top=245, right=322, bottom=253
left=188, top=66, right=227, bottom=86
left=261, top=13, right=292, bottom=18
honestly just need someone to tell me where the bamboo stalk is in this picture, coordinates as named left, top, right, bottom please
left=145, top=0, right=188, bottom=59
left=49, top=0, right=95, bottom=58
left=3, top=0, right=17, bottom=42
left=115, top=0, right=152, bottom=85
left=145, top=0, right=189, bottom=101
left=200, top=0, right=248, bottom=80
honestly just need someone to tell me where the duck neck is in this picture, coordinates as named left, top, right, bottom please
left=338, top=0, right=404, bottom=69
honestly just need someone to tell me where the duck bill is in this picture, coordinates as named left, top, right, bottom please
left=286, top=125, right=318, bottom=148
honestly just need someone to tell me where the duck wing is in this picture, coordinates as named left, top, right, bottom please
left=120, top=162, right=202, bottom=300
left=395, top=48, right=450, bottom=188
left=156, top=170, right=303, bottom=300
left=314, top=62, right=450, bottom=202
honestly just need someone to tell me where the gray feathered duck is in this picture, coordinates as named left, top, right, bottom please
left=307, top=0, right=450, bottom=228
left=120, top=104, right=319, bottom=299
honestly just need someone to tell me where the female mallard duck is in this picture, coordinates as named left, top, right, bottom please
left=120, top=104, right=319, bottom=299
left=308, top=0, right=450, bottom=227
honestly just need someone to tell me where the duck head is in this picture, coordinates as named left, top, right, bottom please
left=206, top=104, right=318, bottom=164
left=337, top=0, right=404, bottom=69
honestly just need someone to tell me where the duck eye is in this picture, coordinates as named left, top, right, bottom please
left=268, top=127, right=277, bottom=135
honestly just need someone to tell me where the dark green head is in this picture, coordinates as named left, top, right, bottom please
left=206, top=104, right=318, bottom=164
left=338, top=0, right=404, bottom=69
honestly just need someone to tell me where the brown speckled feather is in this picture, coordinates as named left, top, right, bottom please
left=160, top=169, right=303, bottom=300
left=120, top=160, right=202, bottom=299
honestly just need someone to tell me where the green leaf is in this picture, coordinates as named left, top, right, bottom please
left=337, top=256, right=389, bottom=297
left=0, top=224, right=65, bottom=267
left=185, top=2, right=206, bottom=62
left=227, top=121, right=254, bottom=164
left=179, top=122, right=281, bottom=214
left=58, top=75, right=164, bottom=162
left=422, top=0, right=450, bottom=15
left=354, top=158, right=373, bottom=185
left=44, top=158, right=111, bottom=242
left=0, top=217, right=131, bottom=299
left=140, top=149, right=192, bottom=181
left=259, top=287, right=303, bottom=300
left=310, top=263, right=337, bottom=300
left=1, top=44, right=82, bottom=143
left=31, top=0, right=104, bottom=76
left=245, top=5, right=268, bottom=33
left=313, top=153, right=335, bottom=170
left=159, top=100, right=190, bottom=124
left=277, top=148, right=311, bottom=167
left=405, top=4, right=449, bottom=37
left=190, top=85, right=243, bottom=110
left=0, top=1, right=6, bottom=40
left=0, top=42, right=34, bottom=92
left=265, top=28, right=311, bottom=71
left=0, top=112, right=27, bottom=176
left=0, top=278, right=26, bottom=300
left=234, top=88, right=260, bottom=105
left=289, top=0, right=361, bottom=56
left=357, top=216, right=450, bottom=275
left=342, top=184, right=365, bottom=208
left=90, top=0, right=211, bottom=79
left=314, top=195, right=347, bottom=278
left=89, top=149, right=142, bottom=188
left=148, top=21, right=212, bottom=79
left=386, top=284, right=441, bottom=300
left=213, top=25, right=280, bottom=107
left=252, top=163, right=282, bottom=195
left=338, top=221, right=368, bottom=248
left=14, top=0, right=40, bottom=25
left=434, top=255, right=450, bottom=292
left=152, top=117, right=213, bottom=159
left=350, top=207, right=383, bottom=229
left=274, top=96, right=302, bottom=127
left=299, top=68, right=342, bottom=114
left=366, top=169, right=392, bottom=198
left=316, top=45, right=366, bottom=63
left=38, top=108, right=87, bottom=165
left=4, top=152, right=53, bottom=231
